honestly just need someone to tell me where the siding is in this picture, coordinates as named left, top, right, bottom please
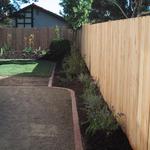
left=33, top=8, right=67, bottom=27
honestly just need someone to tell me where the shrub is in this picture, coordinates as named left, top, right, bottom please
left=79, top=73, right=119, bottom=136
left=63, top=50, right=86, bottom=80
left=79, top=73, right=91, bottom=88
left=48, top=39, right=71, bottom=61
left=85, top=96, right=118, bottom=135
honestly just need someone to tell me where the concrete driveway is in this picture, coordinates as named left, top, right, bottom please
left=0, top=86, right=75, bottom=150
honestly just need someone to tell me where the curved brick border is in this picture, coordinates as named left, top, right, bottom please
left=48, top=63, right=56, bottom=87
left=52, top=87, right=83, bottom=150
left=48, top=65, right=83, bottom=150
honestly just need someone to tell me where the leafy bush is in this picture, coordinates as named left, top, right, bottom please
left=48, top=39, right=71, bottom=61
left=63, top=50, right=86, bottom=80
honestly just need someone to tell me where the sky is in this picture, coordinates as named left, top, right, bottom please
left=21, top=0, right=62, bottom=15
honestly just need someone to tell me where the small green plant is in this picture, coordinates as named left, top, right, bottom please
left=63, top=50, right=86, bottom=80
left=85, top=97, right=119, bottom=135
left=54, top=25, right=61, bottom=40
left=79, top=73, right=91, bottom=88
left=62, top=50, right=119, bottom=136
left=23, top=47, right=33, bottom=54
left=79, top=73, right=119, bottom=136
left=79, top=73, right=98, bottom=99
left=0, top=43, right=11, bottom=56
left=33, top=47, right=47, bottom=57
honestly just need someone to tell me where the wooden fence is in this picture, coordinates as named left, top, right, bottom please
left=80, top=16, right=150, bottom=150
left=0, top=27, right=73, bottom=51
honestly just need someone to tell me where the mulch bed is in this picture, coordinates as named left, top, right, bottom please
left=53, top=62, right=133, bottom=150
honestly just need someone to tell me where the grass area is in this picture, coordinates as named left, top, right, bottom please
left=0, top=60, right=54, bottom=77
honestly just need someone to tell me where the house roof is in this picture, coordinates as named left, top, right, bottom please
left=13, top=3, right=66, bottom=23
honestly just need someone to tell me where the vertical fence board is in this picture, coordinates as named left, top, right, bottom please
left=0, top=27, right=73, bottom=51
left=79, top=16, right=150, bottom=150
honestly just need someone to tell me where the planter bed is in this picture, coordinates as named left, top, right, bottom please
left=53, top=63, right=132, bottom=150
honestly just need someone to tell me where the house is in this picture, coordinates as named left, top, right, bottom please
left=11, top=3, right=67, bottom=28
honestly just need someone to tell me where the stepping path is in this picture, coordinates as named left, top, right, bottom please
left=0, top=86, right=75, bottom=150
left=0, top=66, right=83, bottom=150
left=0, top=76, right=49, bottom=86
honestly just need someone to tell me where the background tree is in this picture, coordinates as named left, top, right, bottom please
left=90, top=0, right=148, bottom=23
left=60, top=0, right=93, bottom=30
left=0, top=0, right=37, bottom=21
left=90, top=0, right=132, bottom=23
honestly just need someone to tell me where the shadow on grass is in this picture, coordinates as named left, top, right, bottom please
left=0, top=59, right=54, bottom=86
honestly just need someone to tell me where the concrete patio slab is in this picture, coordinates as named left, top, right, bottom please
left=0, top=86, right=75, bottom=150
left=0, top=76, right=49, bottom=86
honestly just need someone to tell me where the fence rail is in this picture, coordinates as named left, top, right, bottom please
left=0, top=27, right=73, bottom=51
left=80, top=16, right=150, bottom=150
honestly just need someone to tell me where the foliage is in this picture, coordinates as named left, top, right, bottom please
left=79, top=74, right=97, bottom=97
left=0, top=0, right=37, bottom=22
left=60, top=0, right=93, bottom=30
left=24, top=34, right=35, bottom=48
left=90, top=0, right=149, bottom=23
left=62, top=50, right=119, bottom=136
left=54, top=25, right=61, bottom=40
left=23, top=47, right=33, bottom=54
left=48, top=39, right=71, bottom=61
left=90, top=0, right=130, bottom=22
left=63, top=50, right=86, bottom=80
left=85, top=98, right=119, bottom=135
left=23, top=47, right=47, bottom=58
left=0, top=43, right=10, bottom=56
left=79, top=73, right=119, bottom=136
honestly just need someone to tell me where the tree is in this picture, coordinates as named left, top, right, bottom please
left=0, top=0, right=37, bottom=21
left=90, top=0, right=132, bottom=23
left=60, top=0, right=93, bottom=30
left=90, top=0, right=148, bottom=23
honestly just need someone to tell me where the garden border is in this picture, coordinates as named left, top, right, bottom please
left=48, top=63, right=56, bottom=87
left=51, top=87, right=83, bottom=150
left=48, top=66, right=83, bottom=150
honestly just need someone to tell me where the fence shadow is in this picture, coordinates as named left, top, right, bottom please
left=0, top=60, right=52, bottom=86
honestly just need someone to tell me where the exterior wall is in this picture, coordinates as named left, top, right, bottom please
left=12, top=7, right=67, bottom=28
left=33, top=8, right=67, bottom=27
left=12, top=7, right=33, bottom=28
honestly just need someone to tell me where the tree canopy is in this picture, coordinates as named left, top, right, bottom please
left=60, top=0, right=148, bottom=27
left=60, top=0, right=93, bottom=30
left=0, top=0, right=37, bottom=21
left=90, top=0, right=148, bottom=23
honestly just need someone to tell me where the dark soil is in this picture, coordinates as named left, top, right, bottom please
left=53, top=62, right=133, bottom=150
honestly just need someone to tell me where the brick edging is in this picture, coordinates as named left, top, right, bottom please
left=50, top=87, right=83, bottom=150
left=48, top=63, right=56, bottom=87
left=48, top=64, right=84, bottom=150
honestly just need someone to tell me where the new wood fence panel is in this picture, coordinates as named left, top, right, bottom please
left=80, top=16, right=150, bottom=150
left=0, top=27, right=73, bottom=51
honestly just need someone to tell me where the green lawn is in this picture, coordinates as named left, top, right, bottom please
left=0, top=60, right=54, bottom=77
